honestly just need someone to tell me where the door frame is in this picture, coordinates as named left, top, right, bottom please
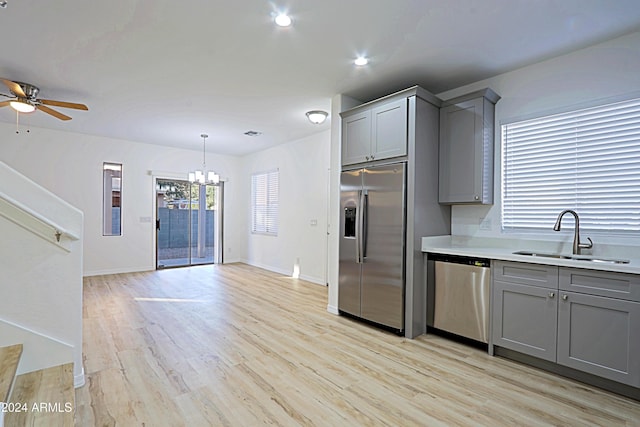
left=152, top=172, right=224, bottom=269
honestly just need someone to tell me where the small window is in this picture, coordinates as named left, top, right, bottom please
left=251, top=169, right=279, bottom=235
left=103, top=162, right=122, bottom=236
left=502, top=96, right=640, bottom=233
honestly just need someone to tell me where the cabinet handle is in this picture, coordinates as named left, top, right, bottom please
left=371, top=155, right=375, bottom=160
left=562, top=294, right=568, bottom=301
left=366, top=156, right=370, bottom=161
left=474, top=195, right=480, bottom=201
left=548, top=292, right=555, bottom=298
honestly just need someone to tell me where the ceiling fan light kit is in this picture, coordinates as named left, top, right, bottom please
left=0, top=78, right=88, bottom=121
left=9, top=99, right=35, bottom=113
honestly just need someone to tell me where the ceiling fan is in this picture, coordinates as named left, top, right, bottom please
left=0, top=78, right=88, bottom=121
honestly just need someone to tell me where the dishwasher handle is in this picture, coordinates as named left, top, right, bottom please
left=428, top=253, right=490, bottom=268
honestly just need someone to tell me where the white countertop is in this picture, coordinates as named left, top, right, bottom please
left=421, top=235, right=640, bottom=275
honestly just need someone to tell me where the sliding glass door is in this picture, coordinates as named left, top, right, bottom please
left=156, top=179, right=220, bottom=268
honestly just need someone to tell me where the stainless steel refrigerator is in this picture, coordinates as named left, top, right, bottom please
left=339, top=162, right=406, bottom=332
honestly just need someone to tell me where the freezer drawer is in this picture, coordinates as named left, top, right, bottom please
left=433, top=259, right=491, bottom=343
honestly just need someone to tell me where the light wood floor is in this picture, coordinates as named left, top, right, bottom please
left=76, top=263, right=640, bottom=426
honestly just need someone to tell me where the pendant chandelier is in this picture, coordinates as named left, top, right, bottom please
left=188, top=133, right=220, bottom=184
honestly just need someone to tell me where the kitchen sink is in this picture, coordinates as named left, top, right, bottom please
left=513, top=250, right=630, bottom=264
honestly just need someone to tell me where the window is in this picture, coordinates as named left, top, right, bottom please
left=251, top=169, right=279, bottom=235
left=502, top=97, right=640, bottom=233
left=103, top=162, right=122, bottom=236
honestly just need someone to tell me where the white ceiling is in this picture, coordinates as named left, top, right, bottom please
left=1, top=0, right=639, bottom=156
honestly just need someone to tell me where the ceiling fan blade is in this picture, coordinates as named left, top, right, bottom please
left=0, top=100, right=11, bottom=108
left=39, top=99, right=88, bottom=110
left=1, top=78, right=26, bottom=97
left=37, top=104, right=72, bottom=121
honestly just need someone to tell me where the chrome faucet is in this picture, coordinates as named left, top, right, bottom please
left=553, top=209, right=593, bottom=255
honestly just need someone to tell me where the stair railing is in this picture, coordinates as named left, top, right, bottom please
left=0, top=191, right=79, bottom=252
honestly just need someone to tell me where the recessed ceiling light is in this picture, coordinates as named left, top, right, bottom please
left=354, top=56, right=369, bottom=66
left=275, top=13, right=292, bottom=27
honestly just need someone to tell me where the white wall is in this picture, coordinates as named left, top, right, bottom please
left=0, top=160, right=84, bottom=385
left=241, top=130, right=331, bottom=285
left=436, top=31, right=640, bottom=249
left=0, top=123, right=243, bottom=275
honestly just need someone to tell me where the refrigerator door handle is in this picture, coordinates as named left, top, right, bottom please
left=355, top=190, right=362, bottom=263
left=362, top=191, right=368, bottom=260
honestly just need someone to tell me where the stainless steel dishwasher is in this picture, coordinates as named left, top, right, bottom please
left=427, top=254, right=491, bottom=343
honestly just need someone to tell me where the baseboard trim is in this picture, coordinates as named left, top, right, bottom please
left=299, top=274, right=326, bottom=286
left=326, top=304, right=339, bottom=315
left=83, top=265, right=154, bottom=277
left=85, top=260, right=245, bottom=277
left=74, top=367, right=85, bottom=388
left=240, top=260, right=326, bottom=285
left=241, top=259, right=289, bottom=276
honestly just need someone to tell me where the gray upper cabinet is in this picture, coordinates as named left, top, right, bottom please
left=342, top=110, right=372, bottom=165
left=439, top=88, right=500, bottom=204
left=341, top=97, right=408, bottom=166
left=371, top=99, right=408, bottom=161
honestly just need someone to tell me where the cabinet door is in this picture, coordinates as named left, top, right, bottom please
left=342, top=111, right=371, bottom=166
left=371, top=99, right=407, bottom=161
left=557, top=291, right=640, bottom=387
left=439, top=98, right=485, bottom=203
left=492, top=280, right=558, bottom=362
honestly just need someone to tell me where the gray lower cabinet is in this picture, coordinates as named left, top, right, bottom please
left=492, top=280, right=557, bottom=362
left=557, top=268, right=640, bottom=387
left=492, top=261, right=559, bottom=362
left=492, top=261, right=640, bottom=388
left=557, top=291, right=640, bottom=386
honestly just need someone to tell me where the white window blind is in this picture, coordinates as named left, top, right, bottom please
left=502, top=97, right=640, bottom=233
left=251, top=169, right=279, bottom=235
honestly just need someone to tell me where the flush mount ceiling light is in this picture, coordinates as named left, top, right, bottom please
left=188, top=133, right=220, bottom=185
left=354, top=56, right=369, bottom=66
left=306, top=110, right=328, bottom=124
left=274, top=13, right=292, bottom=27
left=9, top=99, right=36, bottom=113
